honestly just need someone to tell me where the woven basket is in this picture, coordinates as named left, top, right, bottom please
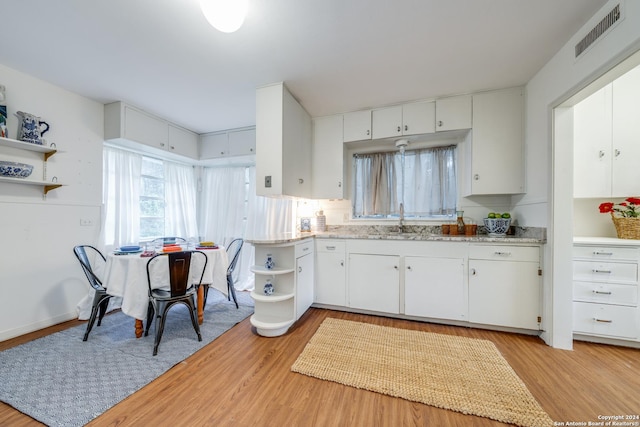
left=611, top=213, right=640, bottom=239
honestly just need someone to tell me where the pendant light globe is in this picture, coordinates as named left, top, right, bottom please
left=200, top=0, right=248, bottom=33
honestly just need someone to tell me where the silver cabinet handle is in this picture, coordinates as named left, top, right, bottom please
left=325, top=246, right=336, bottom=250
left=407, top=266, right=412, bottom=271
left=298, top=266, right=302, bottom=273
left=470, top=268, right=476, bottom=276
left=494, top=251, right=511, bottom=256
left=298, top=178, right=304, bottom=184
left=594, top=318, right=613, bottom=323
left=474, top=174, right=479, bottom=180
left=397, top=126, right=401, bottom=133
left=394, top=265, right=398, bottom=270
left=615, top=149, right=621, bottom=157
left=593, top=251, right=613, bottom=256
left=340, top=260, right=344, bottom=267
left=438, top=120, right=443, bottom=127
left=593, top=290, right=612, bottom=295
left=366, top=129, right=370, bottom=136
left=592, top=269, right=612, bottom=274
left=404, top=125, right=408, bottom=131
left=338, top=181, right=342, bottom=188
left=598, top=150, right=605, bottom=158
left=170, top=145, right=175, bottom=150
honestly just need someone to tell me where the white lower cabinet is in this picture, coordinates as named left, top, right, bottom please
left=250, top=238, right=314, bottom=337
left=314, top=240, right=346, bottom=306
left=404, top=256, right=466, bottom=321
left=573, top=241, right=640, bottom=343
left=468, top=245, right=541, bottom=330
left=348, top=253, right=400, bottom=314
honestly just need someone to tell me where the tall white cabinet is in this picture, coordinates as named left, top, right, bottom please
left=573, top=64, right=640, bottom=198
left=256, top=82, right=311, bottom=198
left=312, top=115, right=344, bottom=199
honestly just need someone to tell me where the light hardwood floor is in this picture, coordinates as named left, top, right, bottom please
left=1, top=305, right=639, bottom=426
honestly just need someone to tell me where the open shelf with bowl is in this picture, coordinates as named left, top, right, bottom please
left=0, top=136, right=65, bottom=196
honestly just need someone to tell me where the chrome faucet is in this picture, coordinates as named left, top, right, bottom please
left=398, top=202, right=405, bottom=233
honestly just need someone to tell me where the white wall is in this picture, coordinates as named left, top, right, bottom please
left=521, top=0, right=640, bottom=348
left=0, top=64, right=103, bottom=341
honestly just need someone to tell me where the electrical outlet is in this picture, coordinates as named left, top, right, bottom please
left=265, top=175, right=272, bottom=188
left=80, top=218, right=93, bottom=226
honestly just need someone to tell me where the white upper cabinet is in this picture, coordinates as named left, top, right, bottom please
left=168, top=124, right=198, bottom=158
left=611, top=65, right=640, bottom=197
left=435, top=95, right=472, bottom=131
left=104, top=101, right=197, bottom=160
left=312, top=114, right=344, bottom=199
left=573, top=85, right=612, bottom=198
left=199, top=128, right=255, bottom=159
left=256, top=82, right=311, bottom=198
left=372, top=101, right=435, bottom=139
left=574, top=64, right=640, bottom=198
left=343, top=110, right=372, bottom=142
left=466, top=87, right=524, bottom=195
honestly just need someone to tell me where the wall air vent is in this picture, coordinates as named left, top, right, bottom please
left=575, top=3, right=622, bottom=59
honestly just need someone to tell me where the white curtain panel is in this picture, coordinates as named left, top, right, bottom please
left=406, top=146, right=457, bottom=216
left=199, top=166, right=247, bottom=244
left=164, top=161, right=199, bottom=240
left=101, top=146, right=142, bottom=250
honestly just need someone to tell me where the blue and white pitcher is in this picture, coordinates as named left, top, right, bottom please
left=16, top=111, right=50, bottom=145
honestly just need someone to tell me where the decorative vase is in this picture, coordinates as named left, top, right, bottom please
left=263, top=279, right=274, bottom=295
left=456, top=211, right=465, bottom=235
left=265, top=254, right=275, bottom=270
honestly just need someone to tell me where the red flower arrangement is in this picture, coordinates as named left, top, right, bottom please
left=599, top=197, right=640, bottom=218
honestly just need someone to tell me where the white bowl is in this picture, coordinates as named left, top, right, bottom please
left=0, top=161, right=33, bottom=178
left=483, top=217, right=511, bottom=235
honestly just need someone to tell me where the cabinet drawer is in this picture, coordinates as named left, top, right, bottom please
left=573, top=261, right=637, bottom=284
left=316, top=240, right=345, bottom=253
left=573, top=245, right=639, bottom=261
left=468, top=245, right=538, bottom=262
left=573, top=302, right=638, bottom=339
left=573, top=281, right=638, bottom=306
left=296, top=239, right=314, bottom=258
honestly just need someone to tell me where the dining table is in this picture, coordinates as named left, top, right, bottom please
left=102, top=247, right=229, bottom=338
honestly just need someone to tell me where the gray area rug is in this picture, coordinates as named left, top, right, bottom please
left=0, top=291, right=254, bottom=427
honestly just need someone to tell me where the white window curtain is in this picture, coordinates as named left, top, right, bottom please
left=404, top=146, right=457, bottom=216
left=101, top=146, right=142, bottom=250
left=199, top=166, right=247, bottom=245
left=164, top=161, right=199, bottom=240
left=352, top=152, right=398, bottom=217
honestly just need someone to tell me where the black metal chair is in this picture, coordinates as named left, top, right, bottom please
left=203, top=238, right=243, bottom=309
left=73, top=245, right=113, bottom=341
left=145, top=250, right=207, bottom=356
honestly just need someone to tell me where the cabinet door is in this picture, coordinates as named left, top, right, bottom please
left=228, top=128, right=256, bottom=156
left=312, top=115, right=344, bottom=199
left=199, top=133, right=228, bottom=159
left=348, top=253, right=400, bottom=313
left=404, top=256, right=466, bottom=321
left=168, top=124, right=198, bottom=159
left=315, top=247, right=346, bottom=306
left=469, top=87, right=524, bottom=195
left=372, top=106, right=403, bottom=139
left=468, top=259, right=540, bottom=329
left=296, top=252, right=314, bottom=320
left=435, top=95, right=472, bottom=131
left=573, top=85, right=612, bottom=198
left=282, top=87, right=312, bottom=198
left=402, top=101, right=435, bottom=135
left=343, top=110, right=372, bottom=142
left=124, top=106, right=169, bottom=149
left=612, top=65, right=640, bottom=197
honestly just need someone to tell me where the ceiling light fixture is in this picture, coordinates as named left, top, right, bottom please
left=200, top=0, right=248, bottom=33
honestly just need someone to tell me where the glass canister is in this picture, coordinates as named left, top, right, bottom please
left=456, top=211, right=465, bottom=235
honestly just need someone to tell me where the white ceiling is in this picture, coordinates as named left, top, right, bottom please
left=0, top=0, right=608, bottom=134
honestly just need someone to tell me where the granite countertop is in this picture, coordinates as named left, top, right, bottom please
left=247, top=225, right=546, bottom=244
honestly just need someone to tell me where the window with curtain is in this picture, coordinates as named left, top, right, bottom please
left=102, top=146, right=198, bottom=247
left=352, top=145, right=457, bottom=219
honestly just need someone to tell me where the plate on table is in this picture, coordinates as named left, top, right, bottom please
left=196, top=245, right=219, bottom=250
left=119, top=245, right=142, bottom=252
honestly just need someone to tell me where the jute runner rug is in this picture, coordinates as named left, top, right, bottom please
left=291, top=318, right=553, bottom=427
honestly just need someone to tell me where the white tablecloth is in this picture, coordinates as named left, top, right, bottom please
left=101, top=248, right=228, bottom=320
